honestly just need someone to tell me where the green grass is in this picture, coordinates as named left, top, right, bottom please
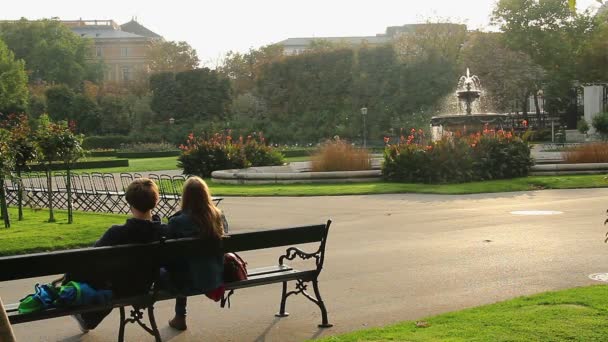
left=319, top=285, right=608, bottom=341
left=76, top=156, right=180, bottom=173
left=0, top=207, right=125, bottom=256
left=205, top=174, right=608, bottom=197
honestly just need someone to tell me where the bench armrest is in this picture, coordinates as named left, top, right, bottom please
left=279, top=247, right=323, bottom=271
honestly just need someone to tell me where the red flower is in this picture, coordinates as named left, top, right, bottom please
left=384, top=136, right=390, bottom=144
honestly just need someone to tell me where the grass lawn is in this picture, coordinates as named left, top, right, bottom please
left=76, top=156, right=180, bottom=174
left=319, top=285, right=608, bottom=342
left=206, top=174, right=608, bottom=197
left=0, top=207, right=125, bottom=256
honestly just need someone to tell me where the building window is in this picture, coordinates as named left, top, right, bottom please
left=96, top=46, right=103, bottom=57
left=121, top=47, right=129, bottom=57
left=122, top=66, right=131, bottom=81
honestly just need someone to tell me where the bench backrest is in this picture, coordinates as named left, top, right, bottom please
left=0, top=221, right=331, bottom=283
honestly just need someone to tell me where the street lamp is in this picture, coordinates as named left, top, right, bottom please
left=169, top=117, right=175, bottom=125
left=360, top=107, right=368, bottom=148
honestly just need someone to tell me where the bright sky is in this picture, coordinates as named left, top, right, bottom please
left=1, top=0, right=602, bottom=66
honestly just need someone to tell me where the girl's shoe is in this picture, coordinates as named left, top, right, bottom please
left=169, top=315, right=187, bottom=331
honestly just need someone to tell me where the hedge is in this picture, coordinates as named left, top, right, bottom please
left=88, top=150, right=117, bottom=157
left=278, top=149, right=312, bottom=158
left=28, top=159, right=129, bottom=171
left=83, top=135, right=132, bottom=149
left=115, top=150, right=181, bottom=159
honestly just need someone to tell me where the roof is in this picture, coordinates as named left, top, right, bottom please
left=120, top=20, right=162, bottom=38
left=278, top=36, right=391, bottom=47
left=71, top=26, right=146, bottom=39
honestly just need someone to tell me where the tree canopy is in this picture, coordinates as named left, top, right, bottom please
left=147, top=40, right=200, bottom=73
left=0, top=38, right=28, bottom=113
left=0, top=19, right=97, bottom=87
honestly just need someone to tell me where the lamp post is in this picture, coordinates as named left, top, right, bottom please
left=361, top=107, right=368, bottom=148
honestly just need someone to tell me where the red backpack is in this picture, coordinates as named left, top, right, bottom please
left=206, top=253, right=248, bottom=307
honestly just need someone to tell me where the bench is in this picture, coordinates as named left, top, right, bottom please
left=0, top=220, right=332, bottom=341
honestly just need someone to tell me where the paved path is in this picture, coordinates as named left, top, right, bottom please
left=3, top=189, right=608, bottom=341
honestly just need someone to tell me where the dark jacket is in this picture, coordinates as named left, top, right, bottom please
left=76, top=218, right=164, bottom=297
left=164, top=212, right=223, bottom=293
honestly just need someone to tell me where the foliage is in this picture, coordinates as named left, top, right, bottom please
left=311, top=140, right=371, bottom=172
left=562, top=142, right=608, bottom=163
left=0, top=19, right=97, bottom=86
left=98, top=95, right=132, bottom=135
left=83, top=135, right=132, bottom=150
left=0, top=38, right=28, bottom=113
left=147, top=40, right=200, bottom=73
left=178, top=133, right=246, bottom=177
left=1, top=114, right=36, bottom=171
left=150, top=68, right=232, bottom=122
left=592, top=112, right=608, bottom=139
left=383, top=128, right=532, bottom=183
left=178, top=132, right=284, bottom=177
left=458, top=32, right=545, bottom=114
left=118, top=142, right=178, bottom=153
left=0, top=128, right=14, bottom=177
left=577, top=118, right=589, bottom=134
left=492, top=0, right=595, bottom=114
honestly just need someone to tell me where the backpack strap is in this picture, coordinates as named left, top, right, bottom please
left=220, top=289, right=234, bottom=308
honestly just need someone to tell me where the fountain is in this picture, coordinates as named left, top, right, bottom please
left=430, top=68, right=511, bottom=140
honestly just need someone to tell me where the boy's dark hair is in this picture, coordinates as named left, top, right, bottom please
left=125, top=178, right=159, bottom=212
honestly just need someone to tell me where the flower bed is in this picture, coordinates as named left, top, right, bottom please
left=383, top=128, right=532, bottom=183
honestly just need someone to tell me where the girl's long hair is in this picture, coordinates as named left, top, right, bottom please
left=181, top=177, right=224, bottom=240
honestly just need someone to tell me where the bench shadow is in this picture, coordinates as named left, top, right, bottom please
left=56, top=333, right=86, bottom=342
left=159, top=325, right=183, bottom=341
left=254, top=317, right=281, bottom=342
left=253, top=317, right=330, bottom=342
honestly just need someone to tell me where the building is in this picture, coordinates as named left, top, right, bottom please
left=278, top=23, right=466, bottom=55
left=63, top=19, right=162, bottom=82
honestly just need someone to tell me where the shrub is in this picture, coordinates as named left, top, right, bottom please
left=562, top=143, right=608, bottom=163
left=83, top=135, right=131, bottom=149
left=178, top=132, right=284, bottom=177
left=577, top=119, right=589, bottom=135
left=311, top=140, right=371, bottom=172
left=592, top=112, right=608, bottom=140
left=118, top=142, right=178, bottom=153
left=383, top=128, right=532, bottom=183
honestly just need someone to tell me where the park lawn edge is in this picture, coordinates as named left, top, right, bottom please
left=206, top=174, right=608, bottom=197
left=316, top=285, right=608, bottom=342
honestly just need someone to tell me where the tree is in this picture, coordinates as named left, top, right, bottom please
left=0, top=128, right=14, bottom=228
left=98, top=95, right=133, bottom=134
left=35, top=114, right=62, bottom=222
left=45, top=85, right=75, bottom=122
left=492, top=0, right=595, bottom=114
left=0, top=19, right=96, bottom=87
left=219, top=44, right=284, bottom=96
left=147, top=40, right=200, bottom=73
left=55, top=122, right=84, bottom=224
left=0, top=38, right=28, bottom=113
left=459, top=32, right=545, bottom=114
left=3, top=114, right=37, bottom=221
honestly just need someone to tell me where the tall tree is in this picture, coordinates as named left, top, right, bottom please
left=492, top=0, right=595, bottom=113
left=0, top=38, right=28, bottom=113
left=147, top=40, right=200, bottom=73
left=219, top=44, right=284, bottom=96
left=459, top=32, right=545, bottom=114
left=0, top=19, right=96, bottom=87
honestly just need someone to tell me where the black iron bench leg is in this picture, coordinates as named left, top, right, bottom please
left=118, top=305, right=162, bottom=342
left=147, top=305, right=162, bottom=342
left=118, top=307, right=126, bottom=342
left=311, top=279, right=333, bottom=328
left=275, top=281, right=289, bottom=317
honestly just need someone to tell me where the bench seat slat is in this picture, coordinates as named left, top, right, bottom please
left=247, top=265, right=293, bottom=277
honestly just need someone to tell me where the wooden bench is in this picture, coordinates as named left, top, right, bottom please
left=0, top=220, right=332, bottom=341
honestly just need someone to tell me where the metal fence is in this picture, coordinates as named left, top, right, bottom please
left=2, top=172, right=217, bottom=219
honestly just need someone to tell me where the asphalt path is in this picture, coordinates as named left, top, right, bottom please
left=3, top=188, right=608, bottom=341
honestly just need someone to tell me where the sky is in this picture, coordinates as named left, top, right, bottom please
left=1, top=0, right=602, bottom=66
